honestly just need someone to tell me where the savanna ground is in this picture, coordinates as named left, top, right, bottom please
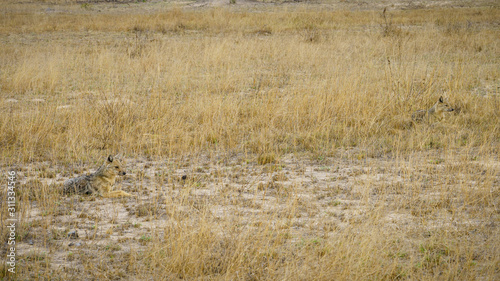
left=0, top=0, right=499, bottom=280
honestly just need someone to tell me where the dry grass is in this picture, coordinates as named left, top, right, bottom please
left=1, top=4, right=499, bottom=163
left=0, top=1, right=499, bottom=280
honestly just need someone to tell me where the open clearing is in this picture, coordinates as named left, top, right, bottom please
left=1, top=0, right=499, bottom=280
left=9, top=149, right=500, bottom=280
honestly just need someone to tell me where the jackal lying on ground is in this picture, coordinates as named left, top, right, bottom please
left=412, top=96, right=454, bottom=122
left=63, top=155, right=132, bottom=198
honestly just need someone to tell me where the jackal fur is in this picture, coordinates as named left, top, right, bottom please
left=63, top=155, right=131, bottom=198
left=412, top=96, right=454, bottom=123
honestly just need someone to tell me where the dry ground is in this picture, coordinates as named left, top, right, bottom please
left=4, top=149, right=500, bottom=280
left=1, top=0, right=499, bottom=280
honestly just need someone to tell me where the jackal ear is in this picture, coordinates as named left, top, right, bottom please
left=439, top=96, right=444, bottom=103
left=107, top=155, right=114, bottom=163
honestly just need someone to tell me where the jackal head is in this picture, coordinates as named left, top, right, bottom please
left=105, top=155, right=126, bottom=176
left=433, top=96, right=454, bottom=114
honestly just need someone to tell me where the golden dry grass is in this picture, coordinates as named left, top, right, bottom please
left=1, top=4, right=499, bottom=163
left=0, top=1, right=499, bottom=280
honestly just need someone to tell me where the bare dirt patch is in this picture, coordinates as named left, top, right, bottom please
left=1, top=0, right=499, bottom=279
left=7, top=149, right=499, bottom=279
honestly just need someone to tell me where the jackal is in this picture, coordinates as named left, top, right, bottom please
left=63, top=155, right=132, bottom=198
left=412, top=96, right=454, bottom=123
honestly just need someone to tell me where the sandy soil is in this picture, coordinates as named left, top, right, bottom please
left=11, top=148, right=499, bottom=273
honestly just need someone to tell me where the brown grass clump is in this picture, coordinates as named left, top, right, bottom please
left=0, top=1, right=499, bottom=280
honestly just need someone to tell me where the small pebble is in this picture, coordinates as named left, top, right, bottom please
left=68, top=230, right=79, bottom=239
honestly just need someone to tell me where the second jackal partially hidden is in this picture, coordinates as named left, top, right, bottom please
left=63, top=155, right=132, bottom=198
left=412, top=96, right=454, bottom=123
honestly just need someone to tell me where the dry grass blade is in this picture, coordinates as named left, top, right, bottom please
left=0, top=0, right=499, bottom=280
